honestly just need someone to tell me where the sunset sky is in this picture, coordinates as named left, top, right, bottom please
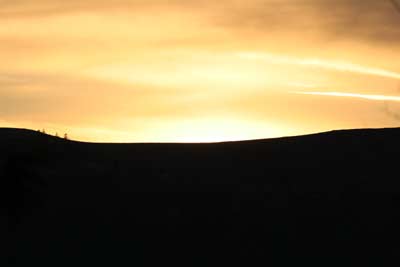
left=1, top=0, right=400, bottom=142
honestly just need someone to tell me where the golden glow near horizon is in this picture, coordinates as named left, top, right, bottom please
left=1, top=0, right=400, bottom=142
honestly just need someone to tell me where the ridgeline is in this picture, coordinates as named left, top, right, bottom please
left=2, top=127, right=400, bottom=266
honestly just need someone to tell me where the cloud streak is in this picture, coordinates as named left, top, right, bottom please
left=293, top=91, right=400, bottom=102
left=238, top=53, right=400, bottom=80
left=1, top=0, right=399, bottom=45
left=390, top=0, right=400, bottom=13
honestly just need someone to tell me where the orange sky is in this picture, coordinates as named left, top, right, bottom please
left=1, top=0, right=400, bottom=142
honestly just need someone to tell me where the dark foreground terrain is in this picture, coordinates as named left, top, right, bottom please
left=1, top=127, right=400, bottom=266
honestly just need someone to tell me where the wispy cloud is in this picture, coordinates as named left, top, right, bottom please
left=390, top=0, right=400, bottom=13
left=238, top=52, right=400, bottom=80
left=293, top=91, right=400, bottom=102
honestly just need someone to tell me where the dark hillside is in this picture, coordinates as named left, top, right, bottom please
left=2, top=127, right=400, bottom=266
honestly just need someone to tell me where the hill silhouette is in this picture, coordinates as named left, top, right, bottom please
left=2, top=127, right=400, bottom=266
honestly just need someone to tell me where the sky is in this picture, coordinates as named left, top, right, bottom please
left=1, top=0, right=400, bottom=142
